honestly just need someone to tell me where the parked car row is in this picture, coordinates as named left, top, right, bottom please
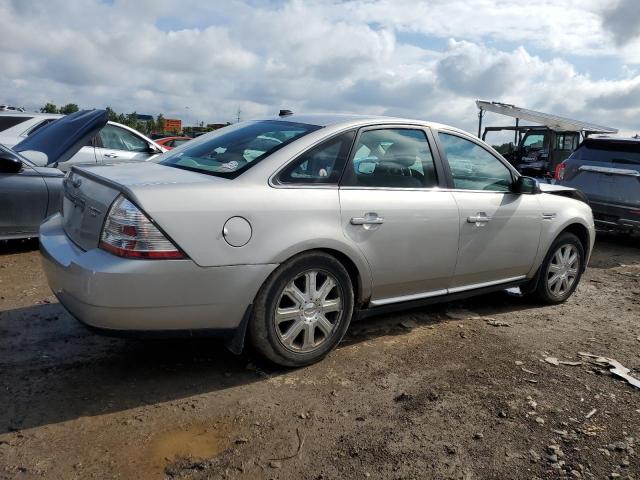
left=0, top=112, right=167, bottom=171
left=0, top=110, right=192, bottom=240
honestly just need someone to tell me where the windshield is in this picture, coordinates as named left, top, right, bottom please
left=159, top=120, right=321, bottom=178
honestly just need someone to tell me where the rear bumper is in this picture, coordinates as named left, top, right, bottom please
left=590, top=201, right=640, bottom=231
left=39, top=214, right=277, bottom=332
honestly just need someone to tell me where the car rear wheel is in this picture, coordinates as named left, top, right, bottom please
left=530, top=232, right=584, bottom=304
left=248, top=252, right=354, bottom=367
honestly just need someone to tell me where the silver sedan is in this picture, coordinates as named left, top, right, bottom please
left=40, top=114, right=595, bottom=367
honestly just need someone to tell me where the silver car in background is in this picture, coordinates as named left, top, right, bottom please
left=40, top=114, right=595, bottom=367
left=0, top=110, right=107, bottom=240
left=0, top=112, right=166, bottom=171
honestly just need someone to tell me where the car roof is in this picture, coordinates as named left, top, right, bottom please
left=258, top=113, right=470, bottom=136
left=0, top=112, right=60, bottom=118
left=586, top=134, right=640, bottom=143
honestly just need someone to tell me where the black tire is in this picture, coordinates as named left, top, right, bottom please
left=529, top=232, right=585, bottom=304
left=248, top=251, right=354, bottom=367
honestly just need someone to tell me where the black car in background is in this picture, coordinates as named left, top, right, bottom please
left=556, top=136, right=640, bottom=233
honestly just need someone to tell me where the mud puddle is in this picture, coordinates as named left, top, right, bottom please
left=139, top=423, right=233, bottom=479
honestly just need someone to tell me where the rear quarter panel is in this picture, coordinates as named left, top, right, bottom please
left=128, top=182, right=374, bottom=302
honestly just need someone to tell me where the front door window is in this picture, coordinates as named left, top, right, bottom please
left=437, top=133, right=513, bottom=192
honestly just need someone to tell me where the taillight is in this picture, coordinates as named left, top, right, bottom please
left=99, top=196, right=184, bottom=259
left=555, top=162, right=566, bottom=181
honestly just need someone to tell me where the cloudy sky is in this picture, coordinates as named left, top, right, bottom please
left=2, top=0, right=640, bottom=136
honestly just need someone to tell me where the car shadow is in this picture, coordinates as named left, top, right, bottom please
left=0, top=290, right=539, bottom=434
left=0, top=238, right=39, bottom=256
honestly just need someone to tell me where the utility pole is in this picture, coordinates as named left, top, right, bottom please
left=236, top=106, right=241, bottom=123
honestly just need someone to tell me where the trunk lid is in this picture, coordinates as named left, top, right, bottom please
left=61, top=162, right=221, bottom=251
left=13, top=110, right=107, bottom=166
left=61, top=170, right=121, bottom=251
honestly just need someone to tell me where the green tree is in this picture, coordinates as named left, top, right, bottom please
left=105, top=106, right=118, bottom=122
left=40, top=103, right=58, bottom=114
left=140, top=118, right=154, bottom=135
left=156, top=114, right=165, bottom=134
left=125, top=112, right=138, bottom=128
left=59, top=103, right=79, bottom=115
left=492, top=142, right=515, bottom=155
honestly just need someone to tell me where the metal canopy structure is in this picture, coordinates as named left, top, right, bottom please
left=476, top=100, right=618, bottom=136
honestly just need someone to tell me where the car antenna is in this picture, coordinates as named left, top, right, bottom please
left=279, top=109, right=293, bottom=117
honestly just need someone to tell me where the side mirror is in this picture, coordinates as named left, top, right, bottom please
left=512, top=175, right=541, bottom=195
left=147, top=144, right=162, bottom=154
left=0, top=153, right=23, bottom=174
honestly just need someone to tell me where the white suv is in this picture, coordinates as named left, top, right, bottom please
left=0, top=112, right=166, bottom=171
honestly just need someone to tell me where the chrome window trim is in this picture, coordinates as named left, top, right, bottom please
left=268, top=184, right=339, bottom=190
left=371, top=276, right=527, bottom=307
left=340, top=186, right=512, bottom=194
left=443, top=188, right=513, bottom=194
left=339, top=185, right=445, bottom=192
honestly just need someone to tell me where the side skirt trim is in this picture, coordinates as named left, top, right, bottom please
left=370, top=275, right=527, bottom=307
left=357, top=278, right=529, bottom=320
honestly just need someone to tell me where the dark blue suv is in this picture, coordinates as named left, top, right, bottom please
left=556, top=136, right=640, bottom=232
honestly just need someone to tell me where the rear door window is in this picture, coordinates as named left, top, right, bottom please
left=343, top=128, right=438, bottom=188
left=278, top=130, right=355, bottom=184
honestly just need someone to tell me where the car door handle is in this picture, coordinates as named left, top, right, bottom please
left=351, top=213, right=385, bottom=225
left=467, top=213, right=492, bottom=223
left=104, top=153, right=119, bottom=158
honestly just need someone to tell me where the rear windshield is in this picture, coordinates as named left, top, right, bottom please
left=0, top=116, right=32, bottom=132
left=571, top=140, right=640, bottom=165
left=159, top=120, right=321, bottom=178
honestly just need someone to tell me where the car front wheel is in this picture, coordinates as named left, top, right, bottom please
left=530, top=232, right=584, bottom=304
left=248, top=252, right=354, bottom=367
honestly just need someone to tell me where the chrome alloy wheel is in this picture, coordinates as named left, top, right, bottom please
left=274, top=270, right=343, bottom=353
left=546, top=243, right=580, bottom=297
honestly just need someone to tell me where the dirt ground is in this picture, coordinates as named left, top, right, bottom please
left=0, top=234, right=639, bottom=480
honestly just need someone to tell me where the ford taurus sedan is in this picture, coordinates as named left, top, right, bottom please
left=40, top=113, right=595, bottom=367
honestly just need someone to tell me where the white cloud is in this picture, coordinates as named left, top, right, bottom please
left=1, top=0, right=640, bottom=136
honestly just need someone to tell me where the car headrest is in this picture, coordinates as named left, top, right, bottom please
left=381, top=155, right=416, bottom=168
left=384, top=142, right=419, bottom=167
